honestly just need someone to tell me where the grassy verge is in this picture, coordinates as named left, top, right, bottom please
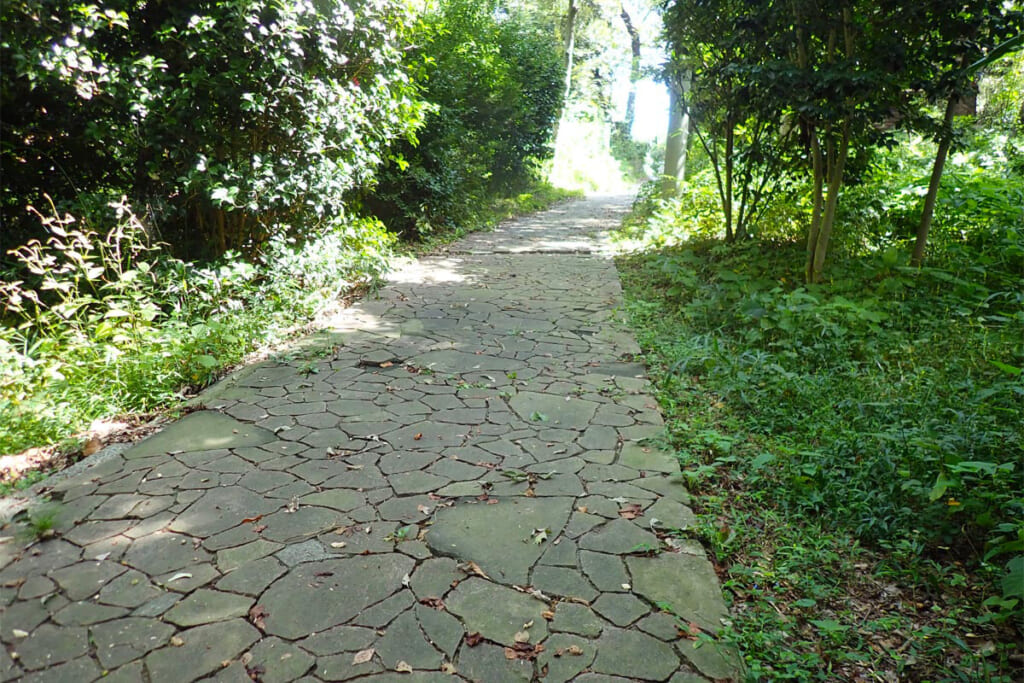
left=0, top=183, right=577, bottom=484
left=617, top=237, right=1023, bottom=681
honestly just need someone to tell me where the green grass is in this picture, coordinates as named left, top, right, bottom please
left=617, top=235, right=1023, bottom=681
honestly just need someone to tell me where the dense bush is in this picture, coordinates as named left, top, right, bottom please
left=618, top=127, right=1023, bottom=677
left=362, top=0, right=564, bottom=238
left=1, top=0, right=424, bottom=260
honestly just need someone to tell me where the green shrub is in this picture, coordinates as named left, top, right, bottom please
left=1, top=0, right=424, bottom=260
left=363, top=0, right=564, bottom=239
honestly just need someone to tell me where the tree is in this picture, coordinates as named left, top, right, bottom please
left=0, top=0, right=423, bottom=260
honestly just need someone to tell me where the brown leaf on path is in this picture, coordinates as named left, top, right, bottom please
left=248, top=604, right=269, bottom=630
left=395, top=661, right=413, bottom=673
left=523, top=488, right=536, bottom=497
left=241, top=515, right=263, bottom=524
left=252, top=524, right=267, bottom=533
left=541, top=610, right=555, bottom=621
left=417, top=504, right=432, bottom=515
left=679, top=621, right=702, bottom=639
left=413, top=433, right=423, bottom=441
left=380, top=361, right=394, bottom=368
left=170, top=636, right=185, bottom=647
left=465, top=632, right=484, bottom=647
left=554, top=645, right=584, bottom=657
left=577, top=506, right=588, bottom=514
left=486, top=498, right=499, bottom=505
left=419, top=597, right=445, bottom=610
left=459, top=561, right=489, bottom=579
left=504, top=642, right=545, bottom=661
left=352, top=648, right=375, bottom=665
left=618, top=503, right=643, bottom=520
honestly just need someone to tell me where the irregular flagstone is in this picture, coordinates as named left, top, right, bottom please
left=122, top=532, right=213, bottom=575
left=536, top=633, right=597, bottom=683
left=508, top=391, right=598, bottom=430
left=123, top=411, right=275, bottom=459
left=163, top=588, right=253, bottom=626
left=591, top=592, right=651, bottom=626
left=549, top=601, right=604, bottom=637
left=626, top=554, right=731, bottom=633
left=677, top=637, right=744, bottom=680
left=17, top=657, right=101, bottom=683
left=247, top=637, right=316, bottom=682
left=426, top=497, right=573, bottom=584
left=260, top=555, right=414, bottom=638
left=578, top=518, right=661, bottom=554
left=216, top=555, right=287, bottom=595
left=375, top=609, right=443, bottom=670
left=145, top=619, right=259, bottom=683
left=445, top=578, right=549, bottom=646
left=415, top=603, right=464, bottom=658
left=12, top=624, right=90, bottom=670
left=456, top=641, right=534, bottom=683
left=591, top=627, right=681, bottom=681
left=90, top=617, right=175, bottom=669
left=169, top=487, right=280, bottom=538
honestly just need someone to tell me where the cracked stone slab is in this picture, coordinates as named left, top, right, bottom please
left=123, top=411, right=275, bottom=459
left=260, top=554, right=414, bottom=638
left=446, top=578, right=550, bottom=646
left=426, top=497, right=574, bottom=584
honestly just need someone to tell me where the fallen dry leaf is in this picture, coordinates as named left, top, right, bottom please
left=352, top=648, right=375, bottom=665
left=465, top=632, right=484, bottom=647
left=523, top=488, right=536, bottom=497
left=170, top=636, right=185, bottom=647
left=395, top=661, right=413, bottom=673
left=503, top=642, right=545, bottom=661
left=248, top=604, right=269, bottom=630
left=417, top=504, right=432, bottom=515
left=413, top=433, right=423, bottom=441
left=618, top=503, right=643, bottom=520
left=419, top=597, right=445, bottom=610
left=486, top=498, right=499, bottom=505
left=330, top=542, right=347, bottom=549
left=513, top=630, right=530, bottom=644
left=459, top=561, right=489, bottom=579
left=11, top=629, right=29, bottom=638
left=541, top=610, right=555, bottom=621
left=241, top=515, right=263, bottom=524
left=577, top=506, right=588, bottom=514
left=554, top=645, right=584, bottom=657
left=253, top=524, right=267, bottom=533
left=380, top=361, right=394, bottom=368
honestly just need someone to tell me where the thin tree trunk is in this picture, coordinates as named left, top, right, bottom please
left=911, top=95, right=957, bottom=267
left=661, top=74, right=690, bottom=197
left=805, top=132, right=824, bottom=283
left=724, top=122, right=734, bottom=241
left=620, top=4, right=641, bottom=133
left=810, top=121, right=850, bottom=282
left=564, top=0, right=578, bottom=101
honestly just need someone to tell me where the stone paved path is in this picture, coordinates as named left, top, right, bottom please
left=0, top=195, right=737, bottom=683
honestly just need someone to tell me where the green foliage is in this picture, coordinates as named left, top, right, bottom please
left=0, top=199, right=392, bottom=455
left=617, top=130, right=1023, bottom=677
left=1, top=0, right=424, bottom=259
left=364, top=0, right=564, bottom=239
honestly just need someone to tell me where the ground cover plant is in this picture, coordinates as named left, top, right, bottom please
left=616, top=126, right=1023, bottom=679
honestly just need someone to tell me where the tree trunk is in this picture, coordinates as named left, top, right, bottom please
left=911, top=95, right=957, bottom=267
left=620, top=5, right=641, bottom=134
left=661, top=74, right=690, bottom=197
left=564, top=0, right=578, bottom=101
left=809, top=122, right=850, bottom=282
left=805, top=132, right=824, bottom=283
left=724, top=123, right=734, bottom=241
